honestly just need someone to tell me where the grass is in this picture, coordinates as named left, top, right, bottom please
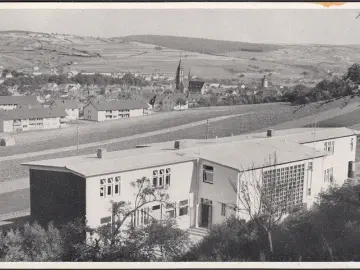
left=1, top=98, right=360, bottom=183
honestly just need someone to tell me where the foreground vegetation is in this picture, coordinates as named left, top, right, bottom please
left=1, top=178, right=360, bottom=262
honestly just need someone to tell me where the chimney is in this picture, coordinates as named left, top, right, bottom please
left=174, top=140, right=188, bottom=149
left=97, top=148, right=106, bottom=158
left=267, top=129, right=274, bottom=137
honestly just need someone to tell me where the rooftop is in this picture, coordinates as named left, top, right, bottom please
left=50, top=99, right=79, bottom=109
left=0, top=107, right=67, bottom=121
left=0, top=95, right=39, bottom=106
left=23, top=127, right=360, bottom=178
left=86, top=99, right=149, bottom=111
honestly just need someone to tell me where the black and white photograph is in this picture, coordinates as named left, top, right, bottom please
left=1, top=3, right=360, bottom=265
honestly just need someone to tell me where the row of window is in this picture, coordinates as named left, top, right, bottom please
left=100, top=177, right=121, bottom=198
left=105, top=109, right=130, bottom=113
left=127, top=199, right=189, bottom=227
left=153, top=168, right=171, bottom=187
left=324, top=141, right=335, bottom=154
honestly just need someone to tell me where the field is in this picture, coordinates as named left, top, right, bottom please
left=2, top=32, right=360, bottom=85
left=1, top=97, right=360, bottom=184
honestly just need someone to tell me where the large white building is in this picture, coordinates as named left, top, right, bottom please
left=0, top=107, right=67, bottom=132
left=83, top=99, right=149, bottom=121
left=22, top=127, right=358, bottom=239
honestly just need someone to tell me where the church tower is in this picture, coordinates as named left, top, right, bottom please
left=175, top=55, right=184, bottom=92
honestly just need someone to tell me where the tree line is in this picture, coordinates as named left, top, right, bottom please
left=1, top=71, right=150, bottom=88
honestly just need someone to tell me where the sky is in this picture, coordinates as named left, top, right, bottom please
left=0, top=8, right=359, bottom=45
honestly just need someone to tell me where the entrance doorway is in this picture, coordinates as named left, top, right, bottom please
left=200, top=198, right=212, bottom=228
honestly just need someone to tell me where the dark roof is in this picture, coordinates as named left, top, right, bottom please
left=188, top=81, right=205, bottom=91
left=50, top=99, right=79, bottom=109
left=87, top=100, right=149, bottom=111
left=0, top=107, right=66, bottom=121
left=0, top=95, right=39, bottom=106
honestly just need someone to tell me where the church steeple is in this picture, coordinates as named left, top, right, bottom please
left=175, top=53, right=184, bottom=92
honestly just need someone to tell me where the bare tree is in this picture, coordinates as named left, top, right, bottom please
left=96, top=176, right=170, bottom=248
left=228, top=152, right=301, bottom=259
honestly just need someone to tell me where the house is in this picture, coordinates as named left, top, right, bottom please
left=49, top=100, right=80, bottom=120
left=0, top=107, right=67, bottom=132
left=22, top=127, right=359, bottom=241
left=160, top=94, right=188, bottom=111
left=148, top=94, right=188, bottom=111
left=188, top=81, right=206, bottom=95
left=0, top=96, right=40, bottom=110
left=83, top=99, right=149, bottom=122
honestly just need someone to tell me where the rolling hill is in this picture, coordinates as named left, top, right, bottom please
left=0, top=31, right=360, bottom=86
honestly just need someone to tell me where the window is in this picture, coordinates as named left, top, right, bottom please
left=308, top=162, right=313, bottom=171
left=351, top=138, right=354, bottom=151
left=179, top=200, right=189, bottom=216
left=114, top=176, right=120, bottom=196
left=152, top=205, right=161, bottom=211
left=159, top=169, right=164, bottom=187
left=107, top=177, right=113, bottom=196
left=324, top=168, right=334, bottom=183
left=100, top=179, right=106, bottom=198
left=153, top=168, right=171, bottom=187
left=165, top=168, right=171, bottom=185
left=100, top=216, right=111, bottom=224
left=152, top=170, right=158, bottom=186
left=221, top=203, right=226, bottom=216
left=203, top=165, right=214, bottom=184
left=166, top=203, right=176, bottom=218
left=324, top=141, right=335, bottom=154
left=262, top=164, right=305, bottom=215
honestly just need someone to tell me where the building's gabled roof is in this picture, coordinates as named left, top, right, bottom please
left=0, top=107, right=67, bottom=121
left=162, top=93, right=188, bottom=103
left=0, top=95, right=39, bottom=106
left=50, top=99, right=79, bottom=109
left=188, top=81, right=205, bottom=91
left=86, top=99, right=149, bottom=111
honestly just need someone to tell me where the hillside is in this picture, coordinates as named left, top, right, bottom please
left=0, top=31, right=360, bottom=86
left=121, top=35, right=282, bottom=54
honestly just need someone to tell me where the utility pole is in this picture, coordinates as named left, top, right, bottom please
left=206, top=120, right=210, bottom=139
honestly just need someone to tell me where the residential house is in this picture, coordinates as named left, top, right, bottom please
left=160, top=94, right=189, bottom=111
left=83, top=99, right=149, bottom=122
left=22, top=127, right=359, bottom=241
left=0, top=107, right=67, bottom=132
left=188, top=81, right=206, bottom=95
left=0, top=96, right=40, bottom=111
left=50, top=100, right=80, bottom=120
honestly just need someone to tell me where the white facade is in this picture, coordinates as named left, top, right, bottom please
left=64, top=108, right=79, bottom=120
left=83, top=103, right=147, bottom=122
left=0, top=104, right=17, bottom=111
left=86, top=161, right=196, bottom=229
left=23, top=128, right=359, bottom=241
left=0, top=117, right=63, bottom=133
